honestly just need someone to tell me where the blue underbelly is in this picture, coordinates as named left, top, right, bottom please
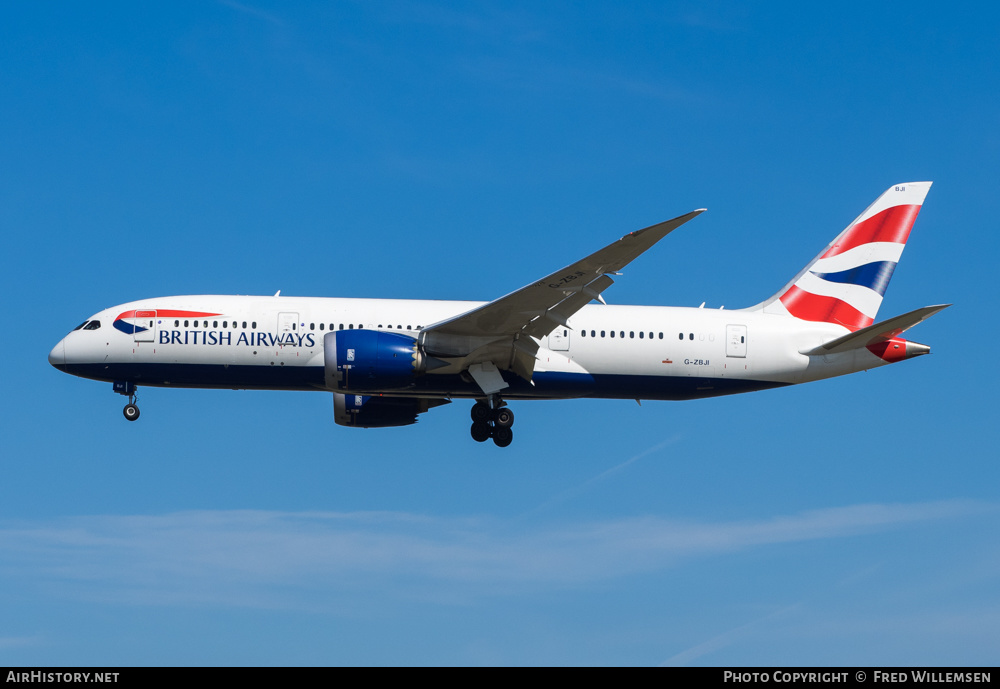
left=61, top=362, right=787, bottom=400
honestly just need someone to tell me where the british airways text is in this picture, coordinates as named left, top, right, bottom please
left=157, top=330, right=316, bottom=347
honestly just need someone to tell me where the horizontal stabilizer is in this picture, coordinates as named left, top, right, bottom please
left=800, top=304, right=950, bottom=356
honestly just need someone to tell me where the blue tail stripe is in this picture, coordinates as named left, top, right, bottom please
left=811, top=260, right=897, bottom=296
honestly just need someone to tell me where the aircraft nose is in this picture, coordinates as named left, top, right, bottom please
left=48, top=339, right=66, bottom=370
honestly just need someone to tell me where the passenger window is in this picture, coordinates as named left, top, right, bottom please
left=252, top=322, right=256, bottom=329
left=689, top=333, right=693, bottom=340
left=310, top=323, right=315, bottom=330
left=601, top=331, right=606, bottom=337
left=184, top=320, right=189, bottom=327
left=320, top=323, right=325, bottom=330
left=610, top=331, right=615, bottom=338
left=678, top=333, right=683, bottom=340
left=620, top=331, right=624, bottom=338
left=174, top=320, right=180, bottom=327
left=639, top=332, right=644, bottom=339
left=242, top=321, right=247, bottom=328
left=658, top=333, right=663, bottom=339
left=630, top=331, right=634, bottom=339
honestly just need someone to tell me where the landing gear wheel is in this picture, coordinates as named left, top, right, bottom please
left=470, top=395, right=515, bottom=446
left=494, top=407, right=514, bottom=428
left=470, top=402, right=491, bottom=423
left=470, top=421, right=491, bottom=443
left=123, top=403, right=140, bottom=421
left=492, top=426, right=513, bottom=448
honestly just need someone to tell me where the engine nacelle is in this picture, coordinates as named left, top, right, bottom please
left=324, top=330, right=427, bottom=393
left=333, top=393, right=449, bottom=428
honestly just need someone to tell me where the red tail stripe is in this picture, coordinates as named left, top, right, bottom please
left=821, top=204, right=921, bottom=258
left=780, top=286, right=873, bottom=331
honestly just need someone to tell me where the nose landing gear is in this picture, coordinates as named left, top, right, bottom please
left=113, top=381, right=140, bottom=422
left=123, top=402, right=140, bottom=421
left=469, top=397, right=514, bottom=447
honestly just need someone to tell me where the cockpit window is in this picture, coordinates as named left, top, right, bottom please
left=73, top=321, right=89, bottom=331
left=83, top=320, right=102, bottom=330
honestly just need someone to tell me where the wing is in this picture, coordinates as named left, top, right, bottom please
left=418, top=209, right=705, bottom=386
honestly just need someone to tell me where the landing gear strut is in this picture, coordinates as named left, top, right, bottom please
left=469, top=396, right=514, bottom=447
left=114, top=381, right=140, bottom=422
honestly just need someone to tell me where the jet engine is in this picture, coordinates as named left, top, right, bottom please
left=333, top=393, right=449, bottom=428
left=324, top=330, right=435, bottom=393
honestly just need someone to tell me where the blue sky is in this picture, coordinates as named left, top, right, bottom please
left=1, top=1, right=998, bottom=665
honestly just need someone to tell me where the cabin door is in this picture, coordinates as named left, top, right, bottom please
left=134, top=310, right=156, bottom=342
left=726, top=324, right=747, bottom=357
left=549, top=327, right=570, bottom=351
left=277, top=312, right=300, bottom=341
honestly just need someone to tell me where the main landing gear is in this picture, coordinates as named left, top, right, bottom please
left=114, top=381, right=140, bottom=422
left=470, top=397, right=514, bottom=448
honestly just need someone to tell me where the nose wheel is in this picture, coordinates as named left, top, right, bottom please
left=469, top=398, right=514, bottom=447
left=114, top=381, right=141, bottom=421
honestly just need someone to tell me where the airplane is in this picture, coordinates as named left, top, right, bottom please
left=49, top=182, right=947, bottom=447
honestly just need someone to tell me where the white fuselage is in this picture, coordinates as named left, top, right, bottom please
left=50, top=294, right=894, bottom=402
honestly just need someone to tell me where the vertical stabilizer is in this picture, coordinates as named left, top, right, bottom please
left=758, top=182, right=932, bottom=331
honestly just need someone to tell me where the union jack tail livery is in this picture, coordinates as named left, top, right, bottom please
left=759, top=182, right=932, bottom=331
